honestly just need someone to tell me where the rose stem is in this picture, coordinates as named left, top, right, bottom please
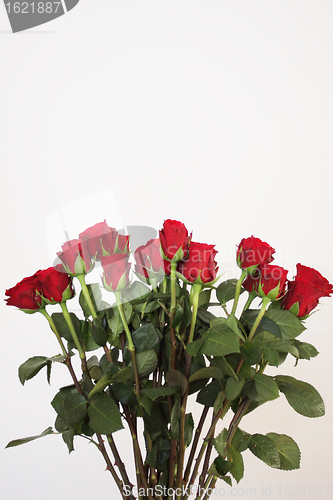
left=114, top=291, right=142, bottom=412
left=122, top=404, right=155, bottom=500
left=40, top=309, right=126, bottom=496
left=247, top=297, right=270, bottom=341
left=186, top=398, right=230, bottom=492
left=60, top=301, right=86, bottom=361
left=107, top=434, right=135, bottom=500
left=170, top=260, right=178, bottom=370
left=76, top=274, right=112, bottom=362
left=197, top=412, right=215, bottom=495
left=231, top=270, right=247, bottom=315
left=175, top=283, right=202, bottom=496
left=96, top=434, right=127, bottom=500
left=183, top=406, right=209, bottom=485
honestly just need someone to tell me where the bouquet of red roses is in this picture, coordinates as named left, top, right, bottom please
left=5, top=220, right=332, bottom=500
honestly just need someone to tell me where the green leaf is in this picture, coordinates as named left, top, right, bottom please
left=143, top=403, right=168, bottom=441
left=242, top=309, right=281, bottom=337
left=263, top=348, right=280, bottom=367
left=88, top=365, right=131, bottom=398
left=275, top=375, right=325, bottom=418
left=207, top=461, right=232, bottom=485
left=52, top=312, right=82, bottom=342
left=82, top=321, right=100, bottom=352
left=265, top=309, right=305, bottom=339
left=213, top=356, right=239, bottom=381
left=225, top=377, right=245, bottom=401
left=121, top=281, right=151, bottom=304
left=79, top=283, right=102, bottom=318
left=167, top=370, right=188, bottom=396
left=226, top=314, right=246, bottom=341
left=227, top=444, right=244, bottom=483
left=240, top=342, right=262, bottom=365
left=141, top=386, right=179, bottom=401
left=133, top=350, right=158, bottom=379
left=197, top=308, right=216, bottom=324
left=272, top=340, right=299, bottom=357
left=293, top=340, right=319, bottom=360
left=88, top=393, right=124, bottom=434
left=172, top=303, right=184, bottom=328
left=253, top=373, right=279, bottom=401
left=18, top=356, right=49, bottom=385
left=217, top=279, right=244, bottom=304
left=266, top=433, right=301, bottom=470
left=189, top=366, right=223, bottom=382
left=198, top=288, right=212, bottom=308
left=197, top=380, right=222, bottom=407
left=186, top=338, right=204, bottom=357
left=51, top=385, right=78, bottom=419
left=214, top=456, right=233, bottom=475
left=62, top=429, right=75, bottom=453
left=248, top=433, right=280, bottom=468
left=92, top=318, right=109, bottom=347
left=62, top=393, right=87, bottom=424
left=200, top=321, right=240, bottom=357
left=213, top=428, right=228, bottom=456
left=5, top=427, right=54, bottom=448
left=111, top=383, right=137, bottom=406
left=184, top=413, right=194, bottom=447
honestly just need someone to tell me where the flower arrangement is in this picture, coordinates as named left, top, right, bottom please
left=5, top=220, right=332, bottom=500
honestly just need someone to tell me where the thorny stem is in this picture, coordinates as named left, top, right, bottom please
left=96, top=434, right=127, bottom=500
left=183, top=407, right=209, bottom=485
left=231, top=270, right=247, bottom=315
left=107, top=434, right=135, bottom=500
left=60, top=301, right=86, bottom=360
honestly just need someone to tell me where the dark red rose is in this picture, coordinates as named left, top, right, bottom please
left=79, top=220, right=117, bottom=260
left=179, top=242, right=218, bottom=284
left=101, top=254, right=131, bottom=292
left=5, top=274, right=43, bottom=312
left=36, top=265, right=74, bottom=304
left=257, top=264, right=288, bottom=299
left=57, top=238, right=93, bottom=276
left=134, top=238, right=170, bottom=279
left=281, top=264, right=333, bottom=317
left=237, top=236, right=275, bottom=270
left=243, top=265, right=287, bottom=300
left=159, top=219, right=191, bottom=261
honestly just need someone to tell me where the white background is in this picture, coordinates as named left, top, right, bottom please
left=1, top=1, right=332, bottom=499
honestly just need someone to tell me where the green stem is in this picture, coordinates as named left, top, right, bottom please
left=187, top=283, right=202, bottom=345
left=76, top=274, right=98, bottom=320
left=38, top=308, right=67, bottom=357
left=231, top=269, right=247, bottom=315
left=170, top=260, right=178, bottom=371
left=242, top=291, right=257, bottom=313
left=60, top=301, right=86, bottom=360
left=247, top=297, right=271, bottom=341
left=114, top=292, right=141, bottom=407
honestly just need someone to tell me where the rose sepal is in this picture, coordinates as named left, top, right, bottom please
left=37, top=282, right=76, bottom=305
left=102, top=269, right=131, bottom=293
left=160, top=241, right=190, bottom=263
left=258, top=281, right=281, bottom=301
left=61, top=253, right=95, bottom=277
left=176, top=270, right=221, bottom=288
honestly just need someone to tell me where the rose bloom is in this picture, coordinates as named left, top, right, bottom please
left=159, top=219, right=191, bottom=261
left=79, top=220, right=118, bottom=260
left=134, top=238, right=171, bottom=279
left=257, top=264, right=288, bottom=300
left=57, top=238, right=93, bottom=275
left=281, top=263, right=333, bottom=317
left=36, top=265, right=74, bottom=304
left=179, top=242, right=218, bottom=283
left=101, top=254, right=131, bottom=292
left=237, top=236, right=275, bottom=270
left=5, top=274, right=43, bottom=312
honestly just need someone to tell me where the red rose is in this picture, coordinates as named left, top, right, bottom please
left=281, top=264, right=333, bottom=317
left=115, top=233, right=130, bottom=254
left=79, top=220, right=117, bottom=260
left=243, top=264, right=288, bottom=300
left=237, top=236, right=275, bottom=270
left=179, top=242, right=218, bottom=284
left=57, top=238, right=93, bottom=276
left=257, top=264, right=288, bottom=299
left=36, top=265, right=74, bottom=304
left=134, top=238, right=170, bottom=279
left=5, top=274, right=43, bottom=312
left=101, top=254, right=131, bottom=292
left=159, top=219, right=191, bottom=261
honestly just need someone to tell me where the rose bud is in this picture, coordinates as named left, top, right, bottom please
left=281, top=264, right=333, bottom=317
left=101, top=254, right=131, bottom=292
left=237, top=236, right=275, bottom=272
left=256, top=264, right=288, bottom=300
left=114, top=232, right=130, bottom=254
left=79, top=220, right=118, bottom=260
left=36, top=265, right=75, bottom=304
left=134, top=238, right=170, bottom=281
left=179, top=242, right=219, bottom=284
left=159, top=219, right=191, bottom=262
left=5, top=274, right=43, bottom=313
left=57, top=238, right=93, bottom=276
